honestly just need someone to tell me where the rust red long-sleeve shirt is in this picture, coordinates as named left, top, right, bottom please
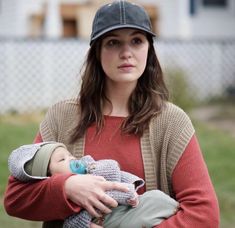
left=4, top=133, right=219, bottom=227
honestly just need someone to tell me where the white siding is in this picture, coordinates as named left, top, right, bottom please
left=191, top=1, right=235, bottom=39
left=0, top=0, right=19, bottom=37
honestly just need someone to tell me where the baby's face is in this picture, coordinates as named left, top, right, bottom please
left=49, top=147, right=76, bottom=175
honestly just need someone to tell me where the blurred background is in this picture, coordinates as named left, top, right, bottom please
left=0, top=0, right=235, bottom=227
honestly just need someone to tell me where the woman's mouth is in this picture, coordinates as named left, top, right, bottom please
left=118, top=64, right=134, bottom=72
left=118, top=63, right=134, bottom=68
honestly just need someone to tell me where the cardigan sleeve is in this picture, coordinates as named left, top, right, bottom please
left=154, top=135, right=220, bottom=227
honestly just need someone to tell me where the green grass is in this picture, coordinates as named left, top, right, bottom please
left=0, top=114, right=235, bottom=227
left=0, top=115, right=42, bottom=228
left=193, top=120, right=235, bottom=227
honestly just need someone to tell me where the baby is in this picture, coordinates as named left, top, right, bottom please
left=8, top=142, right=179, bottom=228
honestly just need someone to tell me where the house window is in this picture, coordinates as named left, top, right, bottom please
left=203, top=0, right=227, bottom=7
left=190, top=0, right=196, bottom=15
left=63, top=19, right=77, bottom=38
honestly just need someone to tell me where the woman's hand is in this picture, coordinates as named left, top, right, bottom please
left=64, top=174, right=128, bottom=217
left=90, top=222, right=103, bottom=228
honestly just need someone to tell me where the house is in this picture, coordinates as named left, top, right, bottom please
left=0, top=0, right=158, bottom=39
left=0, top=0, right=235, bottom=40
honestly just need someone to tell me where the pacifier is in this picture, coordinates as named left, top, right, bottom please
left=69, top=160, right=87, bottom=174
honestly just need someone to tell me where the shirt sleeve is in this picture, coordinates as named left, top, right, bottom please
left=154, top=134, right=220, bottom=227
left=4, top=173, right=81, bottom=221
left=4, top=132, right=81, bottom=221
left=33, top=132, right=43, bottom=143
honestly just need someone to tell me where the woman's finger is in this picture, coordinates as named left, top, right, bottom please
left=93, top=195, right=113, bottom=213
left=102, top=181, right=129, bottom=192
left=98, top=192, right=118, bottom=208
left=86, top=204, right=102, bottom=218
left=90, top=222, right=103, bottom=228
left=88, top=174, right=106, bottom=182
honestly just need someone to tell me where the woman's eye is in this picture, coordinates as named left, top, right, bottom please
left=106, top=39, right=120, bottom=47
left=59, top=158, right=65, bottom=162
left=132, top=37, right=142, bottom=45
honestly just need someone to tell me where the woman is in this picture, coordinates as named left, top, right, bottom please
left=4, top=1, right=219, bottom=227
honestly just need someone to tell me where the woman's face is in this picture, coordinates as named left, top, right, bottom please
left=100, top=28, right=149, bottom=86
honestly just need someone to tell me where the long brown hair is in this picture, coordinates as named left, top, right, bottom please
left=70, top=34, right=169, bottom=142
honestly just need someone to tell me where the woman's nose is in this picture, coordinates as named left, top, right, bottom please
left=119, top=44, right=132, bottom=59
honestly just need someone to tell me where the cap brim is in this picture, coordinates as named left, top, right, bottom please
left=90, top=24, right=156, bottom=45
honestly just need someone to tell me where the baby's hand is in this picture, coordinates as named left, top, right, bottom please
left=127, top=192, right=139, bottom=207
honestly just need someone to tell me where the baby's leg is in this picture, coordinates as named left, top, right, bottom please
left=104, top=190, right=179, bottom=228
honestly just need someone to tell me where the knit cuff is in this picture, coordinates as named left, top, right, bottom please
left=64, top=210, right=91, bottom=228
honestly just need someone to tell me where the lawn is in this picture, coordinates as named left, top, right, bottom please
left=0, top=114, right=235, bottom=227
left=0, top=114, right=42, bottom=227
left=193, top=120, right=235, bottom=227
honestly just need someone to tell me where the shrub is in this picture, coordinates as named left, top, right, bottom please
left=165, top=69, right=198, bottom=111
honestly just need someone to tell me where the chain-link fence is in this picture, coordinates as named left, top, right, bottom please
left=0, top=38, right=234, bottom=114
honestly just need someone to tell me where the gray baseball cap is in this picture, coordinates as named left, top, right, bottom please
left=90, top=0, right=156, bottom=45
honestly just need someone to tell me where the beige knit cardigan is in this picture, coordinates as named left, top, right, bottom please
left=40, top=99, right=195, bottom=196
